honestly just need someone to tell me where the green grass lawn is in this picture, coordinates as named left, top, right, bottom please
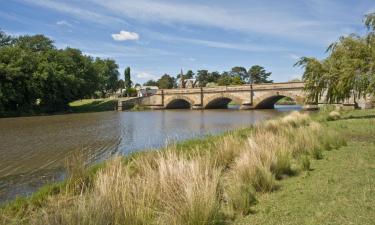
left=236, top=109, right=375, bottom=225
left=69, top=99, right=118, bottom=113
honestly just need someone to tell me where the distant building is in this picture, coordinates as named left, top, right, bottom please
left=177, top=78, right=200, bottom=88
left=177, top=69, right=200, bottom=89
left=136, top=86, right=159, bottom=97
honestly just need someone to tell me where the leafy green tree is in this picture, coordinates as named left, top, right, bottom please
left=365, top=12, right=375, bottom=31
left=118, top=79, right=125, bottom=94
left=15, top=35, right=54, bottom=52
left=297, top=12, right=375, bottom=105
left=231, top=67, right=249, bottom=83
left=105, top=60, right=119, bottom=93
left=248, top=65, right=273, bottom=84
left=217, top=72, right=232, bottom=86
left=0, top=29, right=12, bottom=46
left=185, top=70, right=194, bottom=79
left=196, top=70, right=210, bottom=87
left=144, top=80, right=158, bottom=86
left=124, top=67, right=132, bottom=96
left=157, top=74, right=175, bottom=89
left=0, top=30, right=121, bottom=114
left=294, top=57, right=327, bottom=103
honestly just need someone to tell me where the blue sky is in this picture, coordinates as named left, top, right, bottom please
left=1, top=0, right=374, bottom=84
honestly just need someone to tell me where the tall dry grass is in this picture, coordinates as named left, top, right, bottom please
left=1, top=111, right=346, bottom=225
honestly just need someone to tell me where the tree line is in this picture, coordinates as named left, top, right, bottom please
left=143, top=65, right=273, bottom=89
left=0, top=30, right=274, bottom=115
left=0, top=31, right=124, bottom=114
left=296, top=12, right=375, bottom=105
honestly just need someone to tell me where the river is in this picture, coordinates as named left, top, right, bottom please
left=0, top=106, right=300, bottom=203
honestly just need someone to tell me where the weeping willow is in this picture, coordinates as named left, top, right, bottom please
left=296, top=13, right=375, bottom=104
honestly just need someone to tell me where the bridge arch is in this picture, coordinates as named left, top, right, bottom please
left=253, top=91, right=305, bottom=109
left=204, top=93, right=244, bottom=109
left=164, top=95, right=195, bottom=109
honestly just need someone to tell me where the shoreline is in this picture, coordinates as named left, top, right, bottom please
left=1, top=109, right=358, bottom=224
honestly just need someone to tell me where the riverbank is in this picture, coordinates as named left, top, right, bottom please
left=1, top=109, right=374, bottom=224
left=237, top=109, right=375, bottom=225
left=69, top=99, right=118, bottom=113
left=0, top=98, right=119, bottom=118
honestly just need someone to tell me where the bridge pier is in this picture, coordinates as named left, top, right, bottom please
left=192, top=105, right=204, bottom=110
left=239, top=104, right=254, bottom=110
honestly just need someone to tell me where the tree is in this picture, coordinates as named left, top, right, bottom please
left=0, top=30, right=123, bottom=114
left=217, top=72, right=232, bottom=86
left=231, top=67, right=249, bottom=83
left=118, top=79, right=125, bottom=94
left=124, top=67, right=132, bottom=96
left=294, top=57, right=327, bottom=103
left=365, top=12, right=375, bottom=31
left=157, top=74, right=175, bottom=89
left=185, top=70, right=194, bottom=79
left=15, top=34, right=54, bottom=52
left=0, top=29, right=12, bottom=47
left=297, top=12, right=375, bottom=105
left=216, top=71, right=245, bottom=86
left=248, top=65, right=273, bottom=84
left=144, top=80, right=158, bottom=86
left=196, top=70, right=210, bottom=87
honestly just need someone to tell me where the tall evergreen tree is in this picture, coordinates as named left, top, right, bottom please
left=124, top=67, right=132, bottom=96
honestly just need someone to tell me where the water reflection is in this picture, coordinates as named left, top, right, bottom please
left=0, top=107, right=300, bottom=202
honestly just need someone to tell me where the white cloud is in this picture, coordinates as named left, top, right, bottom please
left=112, top=30, right=140, bottom=41
left=22, top=0, right=126, bottom=26
left=91, top=0, right=350, bottom=45
left=56, top=20, right=72, bottom=27
left=288, top=53, right=300, bottom=60
left=148, top=31, right=288, bottom=52
left=136, top=72, right=158, bottom=79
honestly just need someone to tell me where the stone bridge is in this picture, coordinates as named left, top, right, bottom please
left=119, top=82, right=309, bottom=110
left=118, top=82, right=373, bottom=110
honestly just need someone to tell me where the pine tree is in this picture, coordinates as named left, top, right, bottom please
left=124, top=67, right=132, bottom=96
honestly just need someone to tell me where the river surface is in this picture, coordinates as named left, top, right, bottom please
left=0, top=106, right=300, bottom=202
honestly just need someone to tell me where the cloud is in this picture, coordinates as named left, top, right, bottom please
left=22, top=0, right=126, bottom=26
left=112, top=30, right=140, bottom=41
left=147, top=31, right=288, bottom=52
left=136, top=72, right=158, bottom=79
left=91, top=0, right=351, bottom=45
left=288, top=53, right=300, bottom=60
left=56, top=20, right=73, bottom=27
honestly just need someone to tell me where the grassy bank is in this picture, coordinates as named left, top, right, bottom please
left=0, top=99, right=119, bottom=118
left=69, top=99, right=118, bottom=113
left=1, top=109, right=374, bottom=225
left=236, top=109, right=375, bottom=225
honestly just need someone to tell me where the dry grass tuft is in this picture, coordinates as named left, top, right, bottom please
left=328, top=111, right=341, bottom=121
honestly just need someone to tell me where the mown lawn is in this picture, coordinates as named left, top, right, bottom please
left=236, top=109, right=375, bottom=225
left=69, top=99, right=118, bottom=113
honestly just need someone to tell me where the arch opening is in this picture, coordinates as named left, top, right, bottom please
left=205, top=97, right=239, bottom=109
left=275, top=96, right=296, bottom=106
left=255, top=95, right=301, bottom=109
left=165, top=99, right=192, bottom=109
left=255, top=95, right=302, bottom=110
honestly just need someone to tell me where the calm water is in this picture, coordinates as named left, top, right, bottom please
left=0, top=106, right=300, bottom=202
